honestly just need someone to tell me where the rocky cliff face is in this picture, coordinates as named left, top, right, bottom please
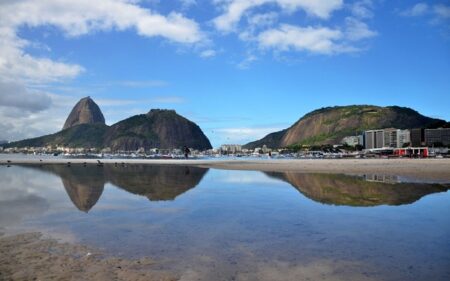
left=245, top=105, right=443, bottom=148
left=104, top=109, right=212, bottom=151
left=9, top=100, right=212, bottom=151
left=63, top=97, right=105, bottom=130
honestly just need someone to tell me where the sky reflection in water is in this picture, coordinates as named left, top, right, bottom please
left=0, top=164, right=449, bottom=281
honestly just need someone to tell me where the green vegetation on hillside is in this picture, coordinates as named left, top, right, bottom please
left=6, top=124, right=108, bottom=148
left=7, top=109, right=212, bottom=151
left=245, top=105, right=444, bottom=149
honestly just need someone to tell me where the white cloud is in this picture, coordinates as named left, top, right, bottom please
left=350, top=0, right=374, bottom=19
left=258, top=24, right=344, bottom=54
left=217, top=0, right=376, bottom=58
left=0, top=97, right=70, bottom=141
left=400, top=3, right=450, bottom=27
left=0, top=81, right=53, bottom=113
left=213, top=0, right=343, bottom=32
left=255, top=12, right=377, bottom=55
left=345, top=17, right=377, bottom=41
left=401, top=2, right=450, bottom=20
left=200, top=49, right=217, bottom=58
left=401, top=3, right=429, bottom=17
left=0, top=0, right=204, bottom=83
left=0, top=0, right=203, bottom=42
left=237, top=54, right=258, bottom=69
left=179, top=0, right=197, bottom=9
left=0, top=27, right=84, bottom=83
left=239, top=12, right=279, bottom=41
left=247, top=12, right=279, bottom=28
left=434, top=4, right=450, bottom=19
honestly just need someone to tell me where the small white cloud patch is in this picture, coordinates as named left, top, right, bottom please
left=258, top=25, right=343, bottom=55
left=200, top=49, right=217, bottom=58
left=213, top=0, right=343, bottom=32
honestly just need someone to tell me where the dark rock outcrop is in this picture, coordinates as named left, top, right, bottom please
left=104, top=109, right=212, bottom=151
left=7, top=100, right=212, bottom=151
left=63, top=97, right=105, bottom=130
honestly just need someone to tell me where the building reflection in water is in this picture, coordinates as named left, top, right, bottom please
left=363, top=174, right=400, bottom=184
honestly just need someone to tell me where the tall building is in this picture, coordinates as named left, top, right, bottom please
left=411, top=128, right=425, bottom=147
left=220, top=144, right=242, bottom=154
left=384, top=128, right=397, bottom=148
left=398, top=130, right=411, bottom=147
left=425, top=128, right=450, bottom=147
left=365, top=129, right=410, bottom=149
left=364, top=130, right=385, bottom=149
left=383, top=128, right=410, bottom=148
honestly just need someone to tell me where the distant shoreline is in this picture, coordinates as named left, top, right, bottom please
left=2, top=157, right=450, bottom=181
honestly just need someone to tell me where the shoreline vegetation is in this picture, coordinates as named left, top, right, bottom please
left=2, top=158, right=450, bottom=181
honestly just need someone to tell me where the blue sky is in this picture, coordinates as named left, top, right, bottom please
left=0, top=0, right=449, bottom=147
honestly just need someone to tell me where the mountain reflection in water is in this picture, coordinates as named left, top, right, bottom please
left=265, top=172, right=450, bottom=206
left=29, top=165, right=209, bottom=212
left=21, top=165, right=450, bottom=212
left=2, top=165, right=449, bottom=281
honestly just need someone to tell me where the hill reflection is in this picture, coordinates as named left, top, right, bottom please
left=265, top=172, right=450, bottom=206
left=18, top=164, right=450, bottom=211
left=31, top=165, right=209, bottom=212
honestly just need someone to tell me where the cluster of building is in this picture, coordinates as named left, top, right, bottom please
left=341, top=127, right=450, bottom=157
left=363, top=129, right=411, bottom=149
left=342, top=127, right=450, bottom=149
left=0, top=145, right=207, bottom=158
left=219, top=144, right=273, bottom=155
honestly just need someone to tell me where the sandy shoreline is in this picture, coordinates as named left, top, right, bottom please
left=2, top=157, right=450, bottom=181
left=0, top=232, right=175, bottom=281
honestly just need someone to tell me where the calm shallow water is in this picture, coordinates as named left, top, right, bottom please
left=0, top=164, right=449, bottom=281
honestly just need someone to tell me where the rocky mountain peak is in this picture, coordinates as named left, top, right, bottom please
left=146, top=109, right=176, bottom=117
left=63, top=97, right=105, bottom=130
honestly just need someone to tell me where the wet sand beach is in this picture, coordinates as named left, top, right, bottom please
left=0, top=232, right=383, bottom=281
left=0, top=233, right=175, bottom=281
